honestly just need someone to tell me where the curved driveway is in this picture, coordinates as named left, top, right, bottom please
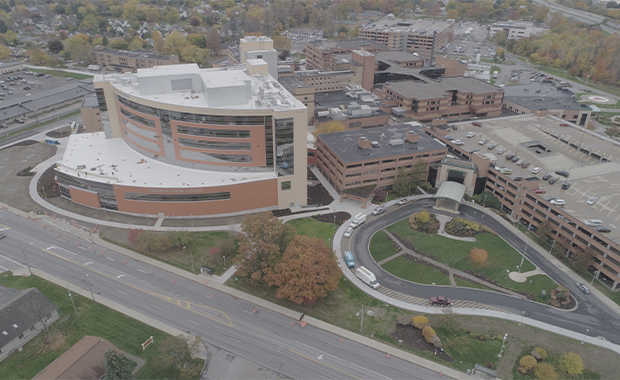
left=351, top=198, right=620, bottom=345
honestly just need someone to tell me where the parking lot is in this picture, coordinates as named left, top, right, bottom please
left=447, top=115, right=620, bottom=239
left=438, top=21, right=493, bottom=58
left=0, top=70, right=82, bottom=105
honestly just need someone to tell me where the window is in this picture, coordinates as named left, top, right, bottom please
left=124, top=191, right=231, bottom=202
left=281, top=181, right=291, bottom=191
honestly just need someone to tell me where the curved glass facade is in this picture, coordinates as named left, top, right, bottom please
left=115, top=95, right=276, bottom=173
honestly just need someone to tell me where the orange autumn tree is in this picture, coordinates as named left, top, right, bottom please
left=470, top=247, right=488, bottom=264
left=270, top=235, right=341, bottom=305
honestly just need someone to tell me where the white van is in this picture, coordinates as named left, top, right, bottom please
left=584, top=219, right=603, bottom=227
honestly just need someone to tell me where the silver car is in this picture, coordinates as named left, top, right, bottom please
left=587, top=197, right=598, bottom=205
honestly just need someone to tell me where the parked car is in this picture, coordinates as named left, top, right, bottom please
left=445, top=135, right=454, bottom=140
left=471, top=122, right=482, bottom=127
left=0, top=231, right=4, bottom=239
left=595, top=226, right=611, bottom=233
left=511, top=175, right=524, bottom=181
left=549, top=177, right=559, bottom=185
left=398, top=198, right=410, bottom=205
left=344, top=227, right=353, bottom=238
left=451, top=125, right=458, bottom=131
left=487, top=144, right=496, bottom=150
left=584, top=219, right=602, bottom=227
left=497, top=148, right=506, bottom=155
left=516, top=159, right=523, bottom=166
left=467, top=132, right=476, bottom=138
left=587, top=197, right=598, bottom=205
left=531, top=167, right=541, bottom=174
left=555, top=169, right=570, bottom=178
left=560, top=123, right=570, bottom=127
left=521, top=162, right=531, bottom=169
left=430, top=296, right=452, bottom=306
left=67, top=77, right=74, bottom=81
left=14, top=118, right=25, bottom=124
left=454, top=139, right=465, bottom=145
left=531, top=188, right=546, bottom=194
left=372, top=207, right=385, bottom=216
left=575, top=282, right=591, bottom=294
left=498, top=167, right=512, bottom=175
left=542, top=173, right=551, bottom=181
left=550, top=199, right=565, bottom=206
left=506, top=154, right=515, bottom=160
left=468, top=149, right=480, bottom=154
left=478, top=138, right=488, bottom=145
left=561, top=182, right=571, bottom=190
left=511, top=156, right=520, bottom=162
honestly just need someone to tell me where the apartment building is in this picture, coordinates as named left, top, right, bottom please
left=376, top=76, right=503, bottom=121
left=359, top=17, right=454, bottom=53
left=91, top=47, right=179, bottom=72
left=316, top=124, right=447, bottom=194
left=305, top=38, right=388, bottom=71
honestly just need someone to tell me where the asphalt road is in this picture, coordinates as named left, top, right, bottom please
left=351, top=198, right=620, bottom=345
left=530, top=0, right=619, bottom=34
left=1, top=107, right=83, bottom=147
left=0, top=210, right=446, bottom=380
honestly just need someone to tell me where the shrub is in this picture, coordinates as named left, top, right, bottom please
left=486, top=361, right=494, bottom=370
left=208, top=247, right=221, bottom=254
left=422, top=325, right=436, bottom=343
left=412, top=315, right=429, bottom=329
left=469, top=248, right=488, bottom=264
left=137, top=230, right=172, bottom=251
left=532, top=347, right=547, bottom=361
left=415, top=211, right=430, bottom=225
left=558, top=352, right=584, bottom=376
left=519, top=355, right=538, bottom=374
left=373, top=189, right=386, bottom=202
left=128, top=228, right=142, bottom=244
left=534, top=362, right=558, bottom=380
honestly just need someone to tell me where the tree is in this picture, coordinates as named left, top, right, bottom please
left=474, top=191, right=501, bottom=210
left=188, top=34, right=207, bottom=49
left=104, top=349, right=134, bottom=380
left=122, top=0, right=140, bottom=22
left=164, top=7, right=181, bottom=25
left=28, top=47, right=50, bottom=65
left=508, top=10, right=522, bottom=20
left=532, top=347, right=548, bottom=361
left=128, top=37, right=146, bottom=50
left=270, top=235, right=341, bottom=305
left=205, top=28, right=221, bottom=55
left=415, top=211, right=430, bottom=225
left=0, top=44, right=9, bottom=59
left=533, top=6, right=549, bottom=21
left=391, top=168, right=410, bottom=197
left=446, top=9, right=459, bottom=19
left=313, top=120, right=345, bottom=137
left=0, top=18, right=7, bottom=34
left=110, top=39, right=130, bottom=50
left=156, top=335, right=202, bottom=379
left=233, top=212, right=295, bottom=285
left=143, top=6, right=160, bottom=23
left=534, top=362, right=558, bottom=380
left=409, top=160, right=428, bottom=189
left=558, top=352, right=584, bottom=376
left=164, top=31, right=189, bottom=56
left=494, top=30, right=508, bottom=46
left=272, top=35, right=292, bottom=50
left=469, top=247, right=488, bottom=264
left=47, top=57, right=66, bottom=70
left=64, top=34, right=92, bottom=62
left=102, top=35, right=109, bottom=46
left=190, top=17, right=200, bottom=27
left=519, top=355, right=538, bottom=374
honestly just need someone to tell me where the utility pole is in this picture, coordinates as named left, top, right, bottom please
left=84, top=270, right=96, bottom=303
left=18, top=242, right=33, bottom=276
left=67, top=285, right=78, bottom=316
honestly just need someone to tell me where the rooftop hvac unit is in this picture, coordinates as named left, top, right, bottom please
left=389, top=138, right=404, bottom=146
left=371, top=141, right=380, bottom=148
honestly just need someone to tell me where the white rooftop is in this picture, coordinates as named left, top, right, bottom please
left=56, top=133, right=276, bottom=188
left=94, top=63, right=304, bottom=111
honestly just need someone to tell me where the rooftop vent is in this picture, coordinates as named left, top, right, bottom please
left=389, top=138, right=404, bottom=146
left=371, top=141, right=380, bottom=148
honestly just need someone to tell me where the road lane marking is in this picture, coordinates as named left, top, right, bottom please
left=48, top=245, right=77, bottom=256
left=289, top=349, right=364, bottom=380
left=136, top=269, right=146, bottom=273
left=152, top=305, right=162, bottom=310
left=41, top=248, right=233, bottom=328
left=0, top=264, right=8, bottom=272
left=0, top=253, right=24, bottom=266
left=107, top=257, right=115, bottom=261
left=0, top=223, right=11, bottom=230
left=118, top=290, right=127, bottom=295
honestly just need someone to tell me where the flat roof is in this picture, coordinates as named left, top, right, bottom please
left=307, top=38, right=388, bottom=51
left=503, top=81, right=587, bottom=111
left=361, top=18, right=453, bottom=33
left=319, top=124, right=446, bottom=163
left=385, top=76, right=500, bottom=100
left=93, top=47, right=175, bottom=60
left=97, top=64, right=304, bottom=111
left=447, top=114, right=620, bottom=241
left=375, top=50, right=424, bottom=63
left=56, top=133, right=276, bottom=188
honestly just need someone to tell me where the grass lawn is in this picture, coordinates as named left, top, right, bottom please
left=100, top=228, right=238, bottom=275
left=381, top=256, right=451, bottom=286
left=29, top=68, right=93, bottom=80
left=288, top=217, right=336, bottom=247
left=0, top=272, right=202, bottom=380
left=386, top=220, right=558, bottom=301
left=454, top=277, right=495, bottom=291
left=369, top=230, right=397, bottom=262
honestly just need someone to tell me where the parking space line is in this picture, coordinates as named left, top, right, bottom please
left=599, top=200, right=612, bottom=214
left=607, top=204, right=618, bottom=217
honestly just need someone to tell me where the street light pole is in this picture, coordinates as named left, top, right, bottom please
left=41, top=186, right=46, bottom=199
left=183, top=245, right=195, bottom=273
left=223, top=255, right=226, bottom=270
left=591, top=270, right=599, bottom=284
left=582, top=328, right=589, bottom=344
left=85, top=271, right=96, bottom=303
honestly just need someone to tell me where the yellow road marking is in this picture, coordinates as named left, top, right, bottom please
left=0, top=223, right=11, bottom=230
left=288, top=349, right=364, bottom=380
left=43, top=249, right=233, bottom=327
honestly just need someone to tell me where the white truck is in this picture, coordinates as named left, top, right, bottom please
left=350, top=213, right=366, bottom=229
left=88, top=65, right=101, bottom=71
left=356, top=266, right=380, bottom=289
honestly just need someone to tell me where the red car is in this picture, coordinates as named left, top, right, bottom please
left=531, top=188, right=546, bottom=194
left=430, top=296, right=452, bottom=306
left=546, top=76, right=553, bottom=80
left=472, top=122, right=482, bottom=127
left=560, top=123, right=570, bottom=127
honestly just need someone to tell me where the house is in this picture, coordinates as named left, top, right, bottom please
left=0, top=287, right=59, bottom=362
